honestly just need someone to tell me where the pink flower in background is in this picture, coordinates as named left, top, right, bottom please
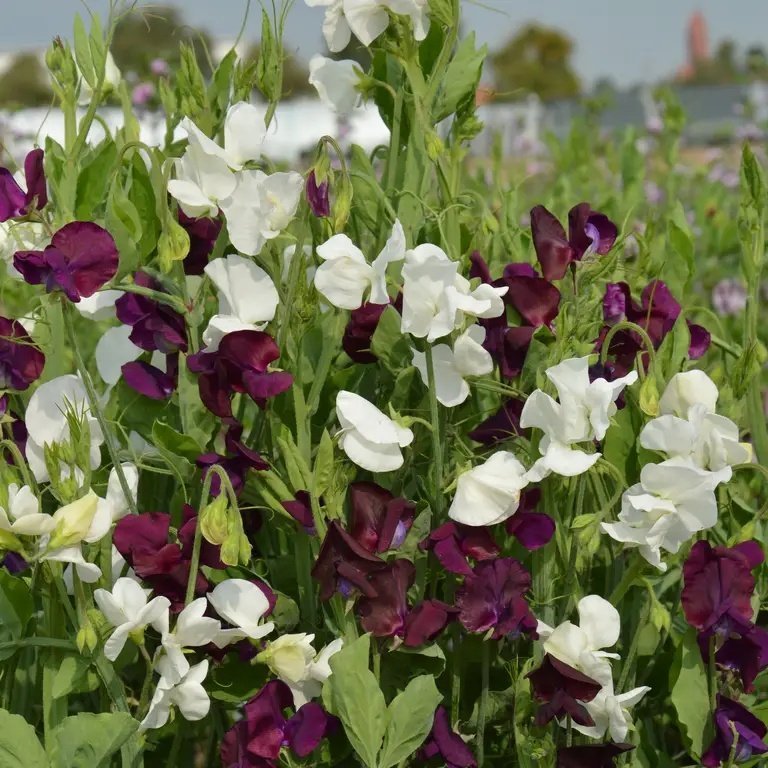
left=131, top=82, right=155, bottom=107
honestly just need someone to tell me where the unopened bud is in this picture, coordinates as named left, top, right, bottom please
left=77, top=621, right=98, bottom=655
left=200, top=495, right=229, bottom=546
left=158, top=214, right=191, bottom=273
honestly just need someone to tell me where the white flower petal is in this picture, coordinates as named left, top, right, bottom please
left=95, top=326, right=142, bottom=386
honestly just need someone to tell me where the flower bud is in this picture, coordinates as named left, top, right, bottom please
left=76, top=620, right=98, bottom=655
left=256, top=633, right=315, bottom=683
left=158, top=214, right=191, bottom=273
left=638, top=375, right=660, bottom=417
left=306, top=170, right=330, bottom=218
left=200, top=495, right=229, bottom=546
left=425, top=131, right=445, bottom=162
left=48, top=490, right=98, bottom=550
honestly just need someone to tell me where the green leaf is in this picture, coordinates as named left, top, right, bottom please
left=74, top=139, right=117, bottom=220
left=106, top=178, right=142, bottom=279
left=48, top=712, right=137, bottom=768
left=324, top=635, right=387, bottom=768
left=51, top=656, right=98, bottom=699
left=670, top=628, right=710, bottom=759
left=152, top=422, right=203, bottom=463
left=0, top=570, right=33, bottom=661
left=271, top=591, right=300, bottom=631
left=73, top=14, right=96, bottom=88
left=371, top=306, right=408, bottom=372
left=128, top=155, right=160, bottom=260
left=663, top=202, right=694, bottom=297
left=741, top=143, right=766, bottom=216
left=0, top=709, right=47, bottom=768
left=433, top=33, right=487, bottom=122
left=313, top=429, right=334, bottom=497
left=378, top=675, right=442, bottom=768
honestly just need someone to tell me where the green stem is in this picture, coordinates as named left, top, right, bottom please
left=609, top=556, right=645, bottom=605
left=600, top=320, right=657, bottom=370
left=184, top=465, right=220, bottom=606
left=62, top=301, right=139, bottom=517
left=425, top=345, right=445, bottom=520
left=113, top=283, right=187, bottom=314
left=477, top=641, right=491, bottom=767
left=295, top=533, right=316, bottom=628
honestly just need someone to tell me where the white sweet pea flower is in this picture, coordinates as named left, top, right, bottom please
left=207, top=579, right=275, bottom=647
left=202, top=254, right=280, bottom=351
left=257, top=633, right=317, bottom=684
left=537, top=595, right=621, bottom=687
left=336, top=390, right=414, bottom=472
left=0, top=220, right=48, bottom=277
left=412, top=325, right=493, bottom=407
left=306, top=0, right=429, bottom=52
left=309, top=55, right=361, bottom=114
left=63, top=544, right=136, bottom=594
left=75, top=290, right=123, bottom=321
left=287, top=637, right=344, bottom=707
left=167, top=142, right=236, bottom=219
left=448, top=452, right=529, bottom=526
left=314, top=220, right=405, bottom=310
left=94, top=578, right=171, bottom=661
left=281, top=244, right=315, bottom=283
left=572, top=682, right=651, bottom=742
left=77, top=50, right=121, bottom=105
left=220, top=170, right=303, bottom=257
left=640, top=370, right=750, bottom=472
left=140, top=658, right=210, bottom=731
left=400, top=244, right=506, bottom=342
left=153, top=598, right=221, bottom=684
left=0, top=484, right=54, bottom=537
left=520, top=357, right=638, bottom=482
left=95, top=326, right=142, bottom=386
left=25, top=374, right=104, bottom=482
left=92, top=463, right=139, bottom=535
left=601, top=457, right=730, bottom=571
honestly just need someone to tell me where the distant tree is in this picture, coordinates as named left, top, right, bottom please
left=685, top=39, right=741, bottom=85
left=0, top=54, right=52, bottom=108
left=490, top=24, right=581, bottom=102
left=746, top=45, right=768, bottom=80
left=111, top=5, right=211, bottom=79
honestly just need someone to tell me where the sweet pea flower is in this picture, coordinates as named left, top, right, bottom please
left=420, top=706, right=477, bottom=768
left=0, top=483, right=54, bottom=539
left=448, top=451, right=529, bottom=526
left=505, top=488, right=556, bottom=550
left=343, top=302, right=388, bottom=363
left=178, top=211, right=222, bottom=275
left=456, top=557, right=537, bottom=640
left=336, top=390, right=414, bottom=472
left=202, top=254, right=279, bottom=351
left=572, top=682, right=650, bottom=742
left=0, top=220, right=48, bottom=278
left=520, top=357, right=638, bottom=481
left=154, top=597, right=221, bottom=684
left=640, top=370, right=751, bottom=472
left=305, top=170, right=330, bottom=218
left=309, top=55, right=361, bottom=114
left=76, top=50, right=121, bottom=105
left=140, top=658, right=210, bottom=731
left=24, top=374, right=104, bottom=482
left=537, top=595, right=621, bottom=687
left=220, top=680, right=333, bottom=767
left=75, top=290, right=123, bottom=321
left=0, top=148, right=47, bottom=221
left=712, top=278, right=747, bottom=316
left=702, top=695, right=768, bottom=767
left=314, top=220, right=406, bottom=310
left=530, top=203, right=618, bottom=282
left=95, top=325, right=142, bottom=386
left=94, top=577, right=171, bottom=661
left=257, top=633, right=317, bottom=684
left=412, top=325, right=493, bottom=407
left=14, top=222, right=119, bottom=302
left=420, top=521, right=499, bottom=576
left=468, top=397, right=526, bottom=445
left=348, top=481, right=414, bottom=552
left=207, top=578, right=275, bottom=647
left=220, top=169, right=303, bottom=256
left=400, top=244, right=507, bottom=342
left=289, top=638, right=344, bottom=706
left=601, top=458, right=731, bottom=571
left=305, top=0, right=429, bottom=52
left=0, top=316, right=45, bottom=391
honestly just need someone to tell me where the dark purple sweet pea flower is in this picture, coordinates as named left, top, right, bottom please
left=311, top=520, right=386, bottom=602
left=715, top=623, right=768, bottom=692
left=468, top=398, right=526, bottom=445
left=114, top=507, right=223, bottom=611
left=688, top=322, right=711, bottom=359
left=702, top=695, right=768, bottom=767
left=14, top=221, right=119, bottom=302
left=349, top=482, right=415, bottom=553
left=483, top=325, right=536, bottom=380
left=2, top=552, right=28, bottom=574
left=342, top=302, right=388, bottom=363
left=357, top=559, right=455, bottom=645
left=456, top=558, right=538, bottom=640
left=682, top=540, right=763, bottom=635
left=178, top=211, right=222, bottom=276
left=1, top=407, right=27, bottom=462
left=502, top=265, right=560, bottom=329
left=197, top=423, right=268, bottom=496
left=602, top=283, right=627, bottom=324
left=187, top=330, right=292, bottom=419
left=530, top=203, right=617, bottom=282
left=121, top=360, right=176, bottom=400
left=220, top=681, right=334, bottom=768
left=0, top=316, right=45, bottom=390
left=556, top=743, right=634, bottom=768
left=420, top=706, right=477, bottom=768
left=0, top=149, right=47, bottom=221
left=115, top=271, right=188, bottom=353
left=505, top=489, right=555, bottom=550
left=420, top=521, right=499, bottom=577
left=281, top=491, right=315, bottom=534
left=306, top=170, right=330, bottom=218
left=527, top=654, right=602, bottom=727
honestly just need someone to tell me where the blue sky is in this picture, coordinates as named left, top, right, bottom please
left=3, top=0, right=768, bottom=86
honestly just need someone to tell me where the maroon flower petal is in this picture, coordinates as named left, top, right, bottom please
left=51, top=221, right=119, bottom=299
left=121, top=361, right=176, bottom=399
left=0, top=169, right=27, bottom=221
left=506, top=511, right=555, bottom=550
left=219, top=330, right=281, bottom=373
left=286, top=702, right=331, bottom=757
left=24, top=148, right=47, bottom=211
left=306, top=170, right=330, bottom=218
left=358, top=559, right=415, bottom=637
left=530, top=205, right=573, bottom=281
left=504, top=275, right=561, bottom=328
left=468, top=398, right=525, bottom=445
left=403, top=600, right=456, bottom=646
left=687, top=322, right=711, bottom=359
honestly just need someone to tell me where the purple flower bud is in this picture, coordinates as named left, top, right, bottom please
left=603, top=283, right=628, bottom=324
left=306, top=170, right=330, bottom=218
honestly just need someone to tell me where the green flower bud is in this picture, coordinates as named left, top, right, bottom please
left=639, top=375, right=660, bottom=417
left=76, top=621, right=98, bottom=655
left=158, top=214, right=191, bottom=273
left=200, top=495, right=229, bottom=547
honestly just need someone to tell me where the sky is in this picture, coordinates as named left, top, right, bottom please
left=2, top=0, right=768, bottom=86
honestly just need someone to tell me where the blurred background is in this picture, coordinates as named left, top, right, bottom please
left=2, top=0, right=768, bottom=161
